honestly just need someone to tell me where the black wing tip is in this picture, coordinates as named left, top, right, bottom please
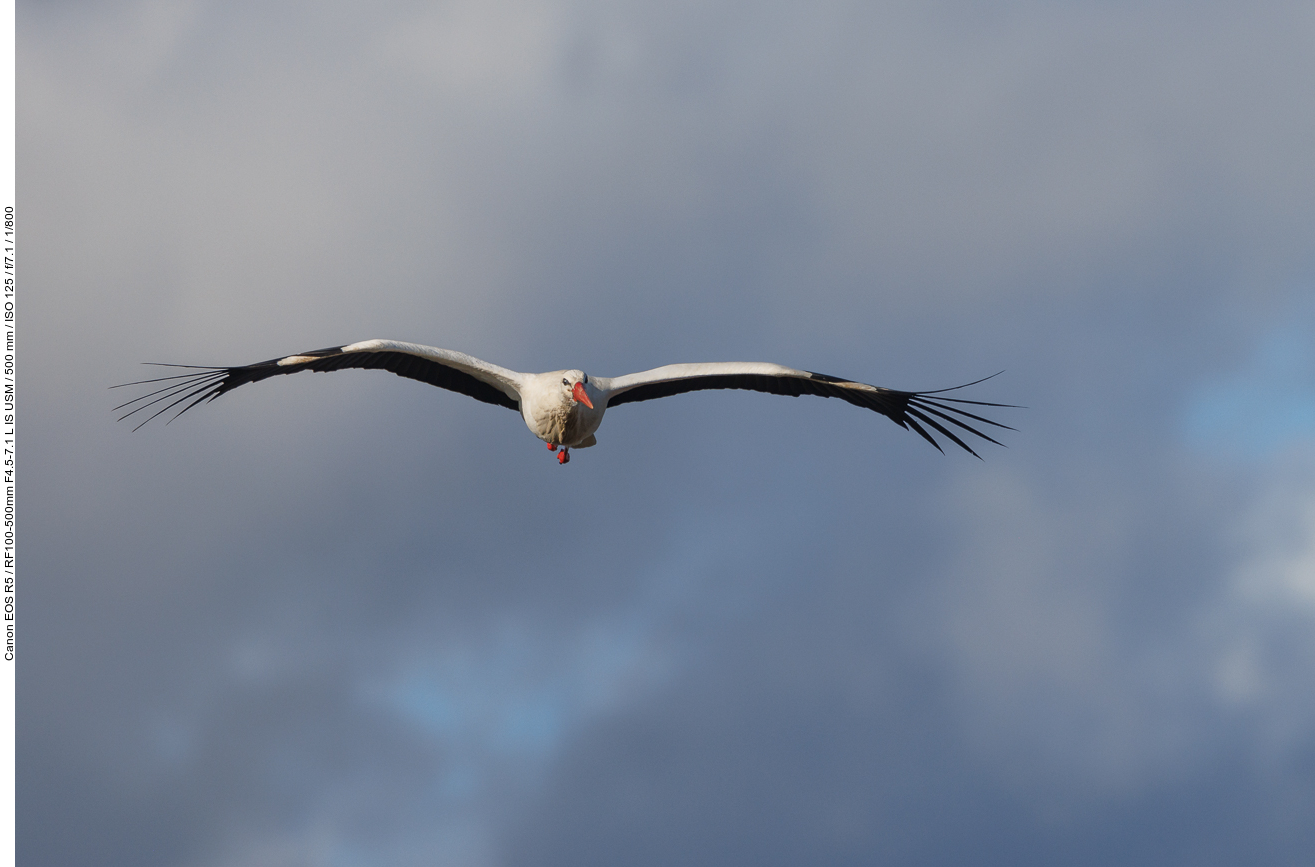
left=111, top=347, right=353, bottom=428
left=112, top=367, right=234, bottom=430
left=785, top=368, right=1020, bottom=456
left=894, top=372, right=1019, bottom=456
left=904, top=396, right=1015, bottom=456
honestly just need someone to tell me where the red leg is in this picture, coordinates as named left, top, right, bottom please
left=557, top=448, right=570, bottom=464
left=547, top=442, right=557, bottom=451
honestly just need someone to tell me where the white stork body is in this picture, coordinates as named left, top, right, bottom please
left=116, top=339, right=1014, bottom=462
left=518, top=369, right=603, bottom=449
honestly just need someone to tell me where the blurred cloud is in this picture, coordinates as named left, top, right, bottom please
left=20, top=0, right=1315, bottom=865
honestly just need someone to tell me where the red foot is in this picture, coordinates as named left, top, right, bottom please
left=557, top=449, right=570, bottom=464
left=547, top=442, right=557, bottom=451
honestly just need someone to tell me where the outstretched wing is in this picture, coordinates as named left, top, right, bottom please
left=114, top=340, right=524, bottom=429
left=598, top=362, right=1015, bottom=457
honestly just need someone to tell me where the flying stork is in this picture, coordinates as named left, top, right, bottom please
left=114, top=339, right=1014, bottom=463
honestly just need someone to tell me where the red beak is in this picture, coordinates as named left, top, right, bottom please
left=572, top=381, right=594, bottom=409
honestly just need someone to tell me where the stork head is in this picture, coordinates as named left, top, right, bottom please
left=560, top=371, right=594, bottom=409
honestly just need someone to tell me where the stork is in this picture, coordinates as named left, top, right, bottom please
left=114, top=339, right=1015, bottom=463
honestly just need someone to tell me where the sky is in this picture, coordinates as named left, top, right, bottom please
left=19, top=1, right=1315, bottom=864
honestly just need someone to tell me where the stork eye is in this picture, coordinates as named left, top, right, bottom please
left=562, top=378, right=570, bottom=386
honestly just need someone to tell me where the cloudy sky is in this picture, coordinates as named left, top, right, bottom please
left=20, top=1, right=1315, bottom=864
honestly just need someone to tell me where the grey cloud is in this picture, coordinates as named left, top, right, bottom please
left=20, top=1, right=1315, bottom=865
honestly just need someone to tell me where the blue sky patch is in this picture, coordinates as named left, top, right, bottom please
left=1184, top=322, right=1315, bottom=459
